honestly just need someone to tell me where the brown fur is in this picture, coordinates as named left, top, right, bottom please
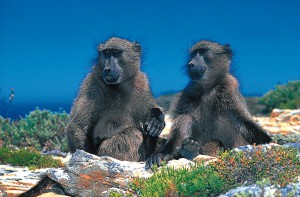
left=146, top=40, right=271, bottom=168
left=19, top=37, right=165, bottom=197
left=66, top=37, right=165, bottom=161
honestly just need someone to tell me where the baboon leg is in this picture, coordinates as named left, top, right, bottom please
left=97, top=127, right=145, bottom=161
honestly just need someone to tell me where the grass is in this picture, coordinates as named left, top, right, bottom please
left=0, top=147, right=63, bottom=170
left=131, top=145, right=300, bottom=197
left=131, top=164, right=223, bottom=197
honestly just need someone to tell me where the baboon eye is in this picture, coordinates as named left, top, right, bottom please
left=102, top=50, right=111, bottom=57
left=111, top=49, right=122, bottom=57
left=197, top=48, right=207, bottom=54
left=101, top=49, right=122, bottom=59
left=191, top=48, right=207, bottom=57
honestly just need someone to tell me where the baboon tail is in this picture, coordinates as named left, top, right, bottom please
left=18, top=175, right=67, bottom=197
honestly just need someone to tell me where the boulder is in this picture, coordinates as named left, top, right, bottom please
left=219, top=181, right=300, bottom=197
left=45, top=150, right=194, bottom=197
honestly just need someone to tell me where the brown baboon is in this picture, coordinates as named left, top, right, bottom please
left=146, top=40, right=271, bottom=168
left=19, top=37, right=165, bottom=197
left=66, top=37, right=165, bottom=161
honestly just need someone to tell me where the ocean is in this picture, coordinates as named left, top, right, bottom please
left=0, top=101, right=72, bottom=120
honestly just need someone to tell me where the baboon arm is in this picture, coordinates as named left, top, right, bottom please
left=165, top=114, right=193, bottom=157
left=66, top=96, right=96, bottom=153
left=225, top=75, right=257, bottom=119
left=136, top=74, right=166, bottom=137
left=228, top=89, right=272, bottom=144
left=240, top=117, right=272, bottom=144
left=145, top=115, right=193, bottom=169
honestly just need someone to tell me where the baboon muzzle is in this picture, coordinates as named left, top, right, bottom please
left=188, top=54, right=207, bottom=80
left=103, top=57, right=121, bottom=84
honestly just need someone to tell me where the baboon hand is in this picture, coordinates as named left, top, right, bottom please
left=145, top=153, right=172, bottom=169
left=178, top=138, right=200, bottom=160
left=144, top=108, right=165, bottom=137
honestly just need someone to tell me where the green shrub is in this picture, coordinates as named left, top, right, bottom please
left=131, top=163, right=224, bottom=197
left=0, top=108, right=69, bottom=151
left=259, top=81, right=300, bottom=113
left=131, top=146, right=300, bottom=197
left=0, top=147, right=63, bottom=169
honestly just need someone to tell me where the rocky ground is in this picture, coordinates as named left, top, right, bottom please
left=254, top=109, right=300, bottom=143
left=0, top=109, right=299, bottom=197
left=0, top=155, right=71, bottom=197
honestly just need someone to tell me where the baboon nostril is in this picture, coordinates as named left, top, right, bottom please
left=188, top=63, right=194, bottom=68
left=104, top=68, right=111, bottom=74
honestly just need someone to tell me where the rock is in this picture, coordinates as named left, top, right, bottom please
left=233, top=143, right=280, bottom=152
left=45, top=150, right=194, bottom=197
left=219, top=181, right=300, bottom=197
left=253, top=109, right=300, bottom=142
left=0, top=165, right=49, bottom=197
left=284, top=142, right=300, bottom=152
left=291, top=114, right=300, bottom=123
left=277, top=109, right=300, bottom=122
left=269, top=109, right=300, bottom=126
left=160, top=115, right=172, bottom=138
left=45, top=143, right=300, bottom=197
left=37, top=192, right=70, bottom=197
left=164, top=158, right=194, bottom=169
left=41, top=150, right=68, bottom=158
left=0, top=189, right=6, bottom=197
left=193, top=155, right=218, bottom=164
left=270, top=108, right=283, bottom=117
left=270, top=109, right=294, bottom=118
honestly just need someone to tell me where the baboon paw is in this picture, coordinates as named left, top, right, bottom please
left=145, top=153, right=172, bottom=169
left=179, top=138, right=200, bottom=160
left=144, top=108, right=166, bottom=137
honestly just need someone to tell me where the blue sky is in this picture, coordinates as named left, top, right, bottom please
left=1, top=0, right=300, bottom=116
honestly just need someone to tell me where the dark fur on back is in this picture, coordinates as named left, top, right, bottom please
left=146, top=40, right=271, bottom=168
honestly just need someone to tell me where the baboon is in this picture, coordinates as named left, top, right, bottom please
left=19, top=37, right=165, bottom=197
left=146, top=40, right=271, bottom=168
left=66, top=37, right=165, bottom=161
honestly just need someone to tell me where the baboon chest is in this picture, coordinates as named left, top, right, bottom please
left=189, top=95, right=220, bottom=138
left=93, top=96, right=140, bottom=140
left=190, top=94, right=236, bottom=143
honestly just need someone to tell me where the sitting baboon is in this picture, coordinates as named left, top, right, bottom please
left=66, top=37, right=165, bottom=161
left=19, top=37, right=165, bottom=197
left=146, top=40, right=271, bottom=168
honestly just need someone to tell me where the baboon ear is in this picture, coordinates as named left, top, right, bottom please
left=223, top=44, right=231, bottom=51
left=223, top=44, right=233, bottom=58
left=133, top=41, right=142, bottom=53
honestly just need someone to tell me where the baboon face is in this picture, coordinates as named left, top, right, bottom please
left=100, top=48, right=122, bottom=84
left=187, top=40, right=232, bottom=82
left=98, top=37, right=142, bottom=85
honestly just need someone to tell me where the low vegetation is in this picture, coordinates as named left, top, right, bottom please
left=0, top=83, right=299, bottom=195
left=259, top=80, right=300, bottom=114
left=131, top=164, right=223, bottom=196
left=131, top=146, right=300, bottom=197
left=0, top=147, right=63, bottom=169
left=0, top=108, right=69, bottom=151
